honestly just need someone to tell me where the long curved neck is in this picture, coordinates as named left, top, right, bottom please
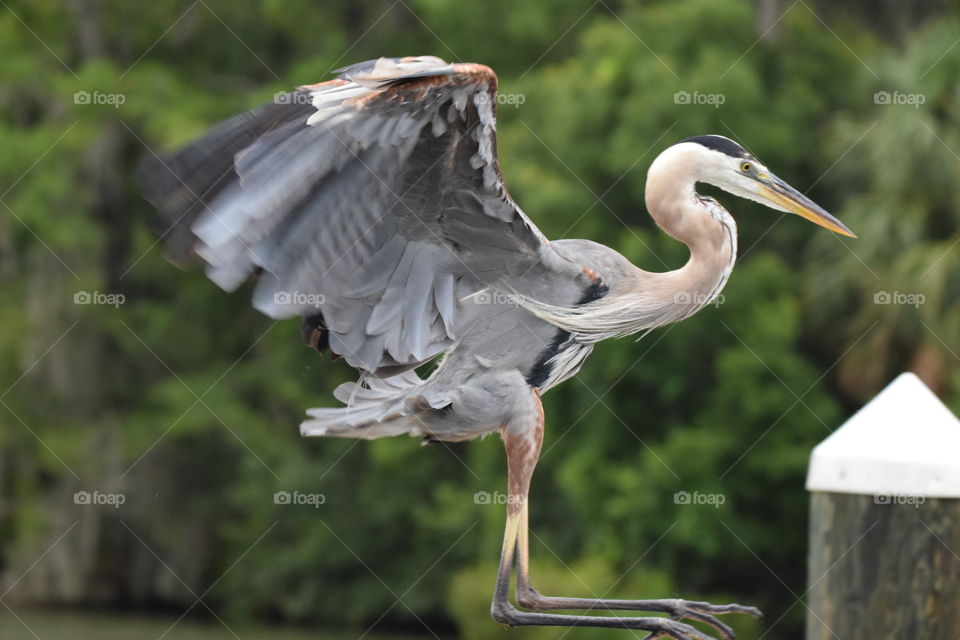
left=521, top=145, right=738, bottom=343
left=642, top=144, right=737, bottom=320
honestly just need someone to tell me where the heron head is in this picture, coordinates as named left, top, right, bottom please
left=682, top=135, right=856, bottom=238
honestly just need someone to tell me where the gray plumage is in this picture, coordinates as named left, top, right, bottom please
left=143, top=55, right=855, bottom=638
left=142, top=55, right=853, bottom=444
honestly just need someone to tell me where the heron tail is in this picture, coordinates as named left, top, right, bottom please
left=300, top=370, right=448, bottom=439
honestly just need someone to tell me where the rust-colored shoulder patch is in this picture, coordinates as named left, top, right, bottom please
left=452, top=63, right=498, bottom=91
left=347, top=65, right=497, bottom=108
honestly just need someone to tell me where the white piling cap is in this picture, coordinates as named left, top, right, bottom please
left=806, top=372, right=960, bottom=497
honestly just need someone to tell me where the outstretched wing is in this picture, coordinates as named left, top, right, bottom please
left=142, top=56, right=554, bottom=373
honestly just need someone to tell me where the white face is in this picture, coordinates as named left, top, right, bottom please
left=689, top=139, right=855, bottom=237
left=696, top=147, right=787, bottom=210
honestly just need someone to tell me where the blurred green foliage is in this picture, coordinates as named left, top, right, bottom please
left=1, top=1, right=958, bottom=640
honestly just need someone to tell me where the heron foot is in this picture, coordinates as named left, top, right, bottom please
left=513, top=586, right=761, bottom=640
left=491, top=599, right=717, bottom=640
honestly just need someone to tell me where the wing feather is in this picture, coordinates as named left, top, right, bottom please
left=142, top=56, right=552, bottom=373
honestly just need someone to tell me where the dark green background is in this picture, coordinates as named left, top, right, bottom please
left=2, top=1, right=958, bottom=639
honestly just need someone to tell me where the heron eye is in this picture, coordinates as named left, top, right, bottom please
left=740, top=162, right=752, bottom=173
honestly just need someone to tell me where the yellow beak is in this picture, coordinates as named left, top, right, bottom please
left=758, top=175, right=857, bottom=238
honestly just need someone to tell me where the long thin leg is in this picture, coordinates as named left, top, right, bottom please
left=515, top=492, right=759, bottom=637
left=489, top=389, right=761, bottom=640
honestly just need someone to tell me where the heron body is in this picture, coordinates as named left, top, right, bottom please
left=143, top=55, right=853, bottom=640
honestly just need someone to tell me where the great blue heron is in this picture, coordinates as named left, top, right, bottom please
left=142, top=56, right=854, bottom=640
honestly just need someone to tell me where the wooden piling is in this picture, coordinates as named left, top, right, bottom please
left=805, top=373, right=960, bottom=640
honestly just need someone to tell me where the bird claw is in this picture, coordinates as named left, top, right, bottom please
left=664, top=599, right=763, bottom=640
left=510, top=589, right=761, bottom=639
left=680, top=600, right=763, bottom=618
